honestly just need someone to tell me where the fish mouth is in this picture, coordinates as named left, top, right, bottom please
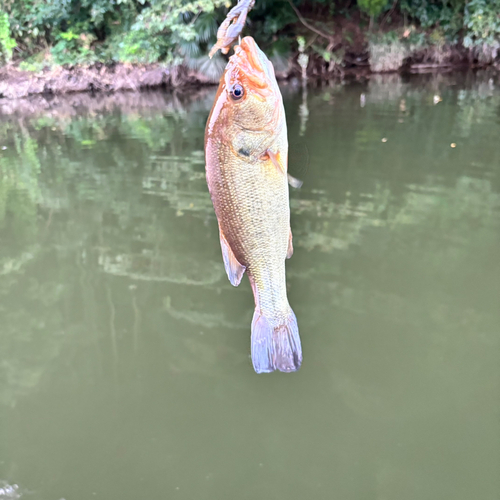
left=239, top=37, right=264, bottom=73
left=227, top=36, right=273, bottom=99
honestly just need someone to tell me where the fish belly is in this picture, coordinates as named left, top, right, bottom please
left=208, top=153, right=289, bottom=277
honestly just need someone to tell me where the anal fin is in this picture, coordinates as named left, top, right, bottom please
left=219, top=224, right=246, bottom=286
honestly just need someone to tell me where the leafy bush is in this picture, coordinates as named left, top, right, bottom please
left=51, top=29, right=97, bottom=65
left=0, top=12, right=16, bottom=62
left=4, top=0, right=227, bottom=66
left=463, top=0, right=500, bottom=62
left=402, top=0, right=500, bottom=51
left=357, top=0, right=390, bottom=19
left=400, top=0, right=464, bottom=37
left=2, top=0, right=500, bottom=71
left=121, top=0, right=226, bottom=64
left=18, top=50, right=51, bottom=71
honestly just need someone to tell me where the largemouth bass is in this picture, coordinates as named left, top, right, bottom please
left=205, top=36, right=302, bottom=373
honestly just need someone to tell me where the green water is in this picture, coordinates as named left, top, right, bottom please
left=1, top=72, right=499, bottom=500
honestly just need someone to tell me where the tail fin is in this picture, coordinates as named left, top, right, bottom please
left=251, top=309, right=302, bottom=373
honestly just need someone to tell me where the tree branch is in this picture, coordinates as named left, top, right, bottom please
left=286, top=0, right=333, bottom=42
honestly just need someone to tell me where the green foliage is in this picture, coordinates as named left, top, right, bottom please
left=18, top=50, right=50, bottom=72
left=4, top=0, right=227, bottom=67
left=357, top=0, right=390, bottom=19
left=108, top=29, right=168, bottom=64
left=0, top=11, right=16, bottom=62
left=2, top=0, right=500, bottom=70
left=51, top=29, right=97, bottom=65
left=401, top=0, right=500, bottom=47
left=400, top=0, right=464, bottom=31
left=115, top=0, right=226, bottom=64
left=463, top=0, right=500, bottom=47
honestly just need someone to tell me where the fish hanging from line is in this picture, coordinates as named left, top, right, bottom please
left=205, top=36, right=302, bottom=373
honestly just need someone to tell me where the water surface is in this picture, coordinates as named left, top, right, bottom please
left=1, top=72, right=499, bottom=500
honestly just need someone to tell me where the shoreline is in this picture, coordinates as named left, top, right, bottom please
left=1, top=1, right=500, bottom=102
left=0, top=70, right=497, bottom=119
left=0, top=57, right=497, bottom=101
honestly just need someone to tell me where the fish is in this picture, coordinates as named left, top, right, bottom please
left=204, top=36, right=302, bottom=373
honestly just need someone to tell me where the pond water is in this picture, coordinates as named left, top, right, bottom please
left=0, top=72, right=499, bottom=500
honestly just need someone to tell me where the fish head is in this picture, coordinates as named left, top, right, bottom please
left=206, top=37, right=284, bottom=155
left=225, top=36, right=281, bottom=130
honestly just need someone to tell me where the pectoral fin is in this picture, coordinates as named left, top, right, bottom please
left=287, top=174, right=303, bottom=189
left=266, top=150, right=303, bottom=188
left=267, top=149, right=286, bottom=175
left=219, top=224, right=246, bottom=286
left=287, top=229, right=293, bottom=259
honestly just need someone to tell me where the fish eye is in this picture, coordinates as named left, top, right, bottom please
left=229, top=84, right=244, bottom=101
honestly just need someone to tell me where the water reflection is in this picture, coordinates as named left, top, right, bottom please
left=1, top=73, right=499, bottom=500
left=0, top=481, right=22, bottom=500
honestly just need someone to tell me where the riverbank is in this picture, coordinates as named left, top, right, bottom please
left=0, top=63, right=200, bottom=100
left=2, top=0, right=500, bottom=100
left=1, top=19, right=500, bottom=101
left=1, top=70, right=498, bottom=120
left=1, top=55, right=497, bottom=101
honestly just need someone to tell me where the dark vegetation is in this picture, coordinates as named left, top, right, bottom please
left=0, top=0, right=499, bottom=96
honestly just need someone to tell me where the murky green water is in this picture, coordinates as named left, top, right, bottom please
left=1, top=72, right=499, bottom=500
